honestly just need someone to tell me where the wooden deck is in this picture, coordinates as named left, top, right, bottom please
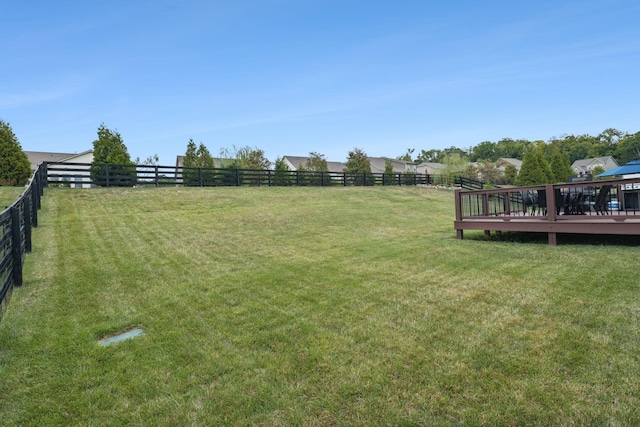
left=454, top=177, right=640, bottom=245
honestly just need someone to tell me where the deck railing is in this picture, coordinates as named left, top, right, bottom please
left=454, top=176, right=640, bottom=245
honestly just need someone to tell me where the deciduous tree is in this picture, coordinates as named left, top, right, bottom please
left=298, top=152, right=330, bottom=185
left=442, top=153, right=467, bottom=186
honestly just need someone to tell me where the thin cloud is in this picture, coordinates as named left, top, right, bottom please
left=0, top=89, right=74, bottom=109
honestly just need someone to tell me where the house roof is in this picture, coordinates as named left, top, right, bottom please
left=24, top=150, right=93, bottom=170
left=597, top=160, right=640, bottom=177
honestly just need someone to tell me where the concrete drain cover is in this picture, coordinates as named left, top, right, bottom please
left=99, top=328, right=144, bottom=347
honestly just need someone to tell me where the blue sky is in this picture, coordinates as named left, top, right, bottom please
left=3, top=0, right=640, bottom=165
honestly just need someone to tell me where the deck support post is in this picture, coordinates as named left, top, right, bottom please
left=548, top=232, right=557, bottom=246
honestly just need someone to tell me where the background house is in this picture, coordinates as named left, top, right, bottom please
left=24, top=150, right=94, bottom=171
left=282, top=155, right=346, bottom=173
left=283, top=155, right=418, bottom=174
left=24, top=150, right=94, bottom=188
left=496, top=158, right=522, bottom=174
left=369, top=157, right=417, bottom=174
left=416, top=162, right=445, bottom=175
left=175, top=155, right=232, bottom=169
left=571, top=156, right=619, bottom=175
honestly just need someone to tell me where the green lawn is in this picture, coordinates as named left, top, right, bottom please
left=1, top=186, right=639, bottom=425
left=0, top=186, right=27, bottom=209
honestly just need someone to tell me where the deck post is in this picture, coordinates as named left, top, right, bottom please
left=546, top=185, right=557, bottom=245
left=482, top=193, right=489, bottom=216
left=546, top=185, right=556, bottom=221
left=454, top=189, right=462, bottom=220
left=503, top=192, right=510, bottom=216
left=454, top=189, right=463, bottom=240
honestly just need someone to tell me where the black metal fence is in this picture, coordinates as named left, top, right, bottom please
left=455, top=176, right=485, bottom=190
left=45, top=162, right=433, bottom=188
left=0, top=164, right=47, bottom=322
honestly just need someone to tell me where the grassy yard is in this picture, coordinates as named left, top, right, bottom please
left=1, top=186, right=639, bottom=425
left=0, top=186, right=27, bottom=209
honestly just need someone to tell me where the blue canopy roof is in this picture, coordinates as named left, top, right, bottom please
left=597, top=160, right=640, bottom=177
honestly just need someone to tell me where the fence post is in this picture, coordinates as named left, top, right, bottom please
left=42, top=162, right=49, bottom=190
left=31, top=176, right=39, bottom=227
left=105, top=164, right=110, bottom=187
left=155, top=165, right=159, bottom=187
left=268, top=170, right=272, bottom=187
left=23, top=198, right=32, bottom=253
left=10, top=206, right=23, bottom=287
left=296, top=171, right=300, bottom=187
left=235, top=169, right=241, bottom=186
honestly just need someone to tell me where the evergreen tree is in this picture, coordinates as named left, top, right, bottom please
left=517, top=148, right=552, bottom=185
left=197, top=143, right=216, bottom=184
left=183, top=139, right=198, bottom=167
left=196, top=143, right=214, bottom=168
left=0, top=119, right=31, bottom=186
left=383, top=159, right=395, bottom=185
left=503, top=164, right=517, bottom=185
left=550, top=150, right=573, bottom=183
left=182, top=139, right=200, bottom=185
left=90, top=124, right=135, bottom=186
left=273, top=156, right=294, bottom=186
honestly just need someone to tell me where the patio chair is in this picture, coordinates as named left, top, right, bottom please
left=536, top=189, right=547, bottom=215
left=562, top=192, right=572, bottom=215
left=554, top=189, right=564, bottom=215
left=594, top=185, right=612, bottom=215
left=521, top=191, right=537, bottom=215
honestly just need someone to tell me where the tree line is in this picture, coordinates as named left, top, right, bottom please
left=397, top=128, right=640, bottom=186
left=407, top=128, right=640, bottom=166
left=2, top=119, right=639, bottom=187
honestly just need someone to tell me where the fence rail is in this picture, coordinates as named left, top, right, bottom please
left=45, top=162, right=435, bottom=188
left=0, top=164, right=46, bottom=322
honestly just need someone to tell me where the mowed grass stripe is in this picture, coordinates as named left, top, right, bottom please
left=0, top=186, right=639, bottom=425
